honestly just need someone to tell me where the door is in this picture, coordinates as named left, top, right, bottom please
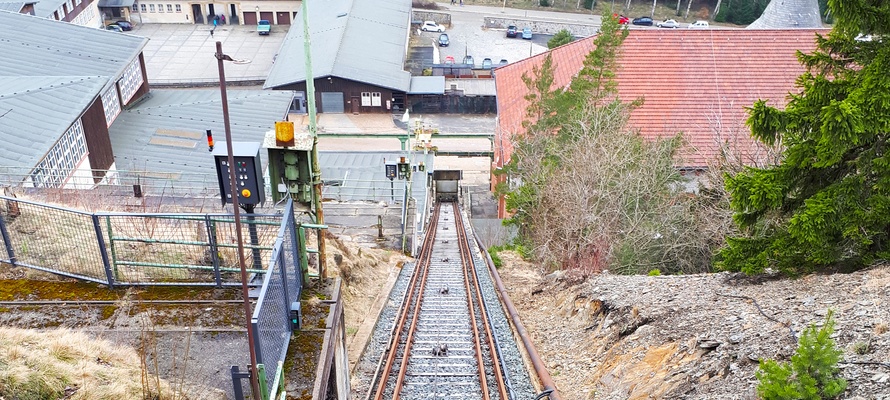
left=208, top=4, right=215, bottom=16
left=259, top=11, right=273, bottom=22
left=351, top=97, right=360, bottom=114
left=229, top=4, right=238, bottom=23
left=243, top=11, right=257, bottom=25
left=191, top=4, right=203, bottom=23
left=320, top=92, right=345, bottom=113
left=276, top=12, right=290, bottom=24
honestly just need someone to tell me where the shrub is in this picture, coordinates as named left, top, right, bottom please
left=583, top=0, right=595, bottom=10
left=547, top=29, right=574, bottom=49
left=756, top=310, right=847, bottom=399
left=539, top=0, right=551, bottom=6
left=647, top=269, right=662, bottom=276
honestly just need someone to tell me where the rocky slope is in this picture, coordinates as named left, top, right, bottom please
left=497, top=253, right=890, bottom=399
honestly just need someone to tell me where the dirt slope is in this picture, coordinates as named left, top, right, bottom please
left=496, top=252, right=890, bottom=399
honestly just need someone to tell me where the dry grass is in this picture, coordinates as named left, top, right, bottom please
left=0, top=328, right=183, bottom=399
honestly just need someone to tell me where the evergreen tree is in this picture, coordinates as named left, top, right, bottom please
left=547, top=29, right=575, bottom=49
left=717, top=0, right=890, bottom=275
left=757, top=311, right=847, bottom=399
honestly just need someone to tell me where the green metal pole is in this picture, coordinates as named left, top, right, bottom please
left=104, top=216, right=119, bottom=280
left=257, top=363, right=269, bottom=400
left=303, top=0, right=328, bottom=280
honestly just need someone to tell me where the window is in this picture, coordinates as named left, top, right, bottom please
left=157, top=3, right=163, bottom=12
left=75, top=0, right=81, bottom=5
left=175, top=4, right=181, bottom=12
left=118, top=60, right=144, bottom=104
left=166, top=4, right=172, bottom=12
left=31, top=120, right=87, bottom=188
left=149, top=4, right=154, bottom=12
left=371, top=92, right=382, bottom=107
left=132, top=3, right=138, bottom=12
left=140, top=3, right=146, bottom=12
left=101, top=86, right=121, bottom=127
left=361, top=92, right=371, bottom=107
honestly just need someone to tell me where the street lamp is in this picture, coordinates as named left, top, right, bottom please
left=214, top=41, right=262, bottom=397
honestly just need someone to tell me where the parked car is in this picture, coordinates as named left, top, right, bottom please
left=257, top=19, right=271, bottom=35
left=444, top=55, right=455, bottom=64
left=482, top=58, right=493, bottom=70
left=521, top=27, right=533, bottom=40
left=114, top=20, right=133, bottom=31
left=506, top=25, right=518, bottom=38
left=421, top=20, right=445, bottom=32
left=104, top=24, right=123, bottom=32
left=498, top=59, right=509, bottom=67
left=657, top=19, right=681, bottom=28
left=438, top=33, right=449, bottom=46
left=632, top=16, right=653, bottom=26
left=463, top=55, right=474, bottom=66
left=687, top=20, right=710, bottom=29
left=615, top=14, right=630, bottom=24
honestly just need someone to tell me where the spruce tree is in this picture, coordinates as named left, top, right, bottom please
left=717, top=0, right=890, bottom=275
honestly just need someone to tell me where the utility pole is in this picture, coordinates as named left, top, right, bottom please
left=302, top=0, right=327, bottom=279
left=214, top=41, right=261, bottom=397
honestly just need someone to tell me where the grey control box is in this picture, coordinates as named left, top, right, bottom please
left=213, top=142, right=265, bottom=206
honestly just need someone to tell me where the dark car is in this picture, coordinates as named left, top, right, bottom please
left=115, top=20, right=133, bottom=31
left=438, top=33, right=449, bottom=47
left=506, top=25, right=518, bottom=38
left=104, top=24, right=123, bottom=32
left=632, top=16, right=653, bottom=26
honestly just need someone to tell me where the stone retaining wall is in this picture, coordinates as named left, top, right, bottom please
left=412, top=10, right=452, bottom=26
left=483, top=15, right=599, bottom=37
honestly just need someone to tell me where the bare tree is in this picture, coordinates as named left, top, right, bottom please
left=651, top=0, right=657, bottom=17
left=676, top=0, right=682, bottom=16
left=714, top=0, right=723, bottom=18
left=685, top=0, right=694, bottom=20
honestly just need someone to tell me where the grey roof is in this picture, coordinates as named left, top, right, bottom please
left=0, top=11, right=148, bottom=78
left=0, top=11, right=148, bottom=171
left=0, top=2, right=25, bottom=12
left=32, top=0, right=64, bottom=18
left=264, top=0, right=412, bottom=92
left=97, top=0, right=135, bottom=7
left=748, top=0, right=823, bottom=29
left=408, top=76, right=445, bottom=94
left=0, top=76, right=106, bottom=171
left=319, top=151, right=434, bottom=203
left=444, top=78, right=496, bottom=96
left=108, top=89, right=294, bottom=179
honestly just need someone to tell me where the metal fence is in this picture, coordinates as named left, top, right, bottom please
left=0, top=195, right=281, bottom=286
left=321, top=178, right=409, bottom=202
left=246, top=198, right=302, bottom=398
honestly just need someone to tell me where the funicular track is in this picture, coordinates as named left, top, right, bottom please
left=368, top=202, right=509, bottom=399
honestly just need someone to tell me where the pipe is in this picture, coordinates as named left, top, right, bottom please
left=473, top=232, right=562, bottom=400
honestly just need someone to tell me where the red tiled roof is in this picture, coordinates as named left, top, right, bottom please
left=494, top=29, right=827, bottom=168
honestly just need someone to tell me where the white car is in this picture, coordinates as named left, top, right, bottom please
left=688, top=20, right=710, bottom=29
left=657, top=19, right=680, bottom=28
left=421, top=21, right=445, bottom=32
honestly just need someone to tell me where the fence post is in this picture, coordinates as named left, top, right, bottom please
left=104, top=216, right=119, bottom=281
left=0, top=213, right=16, bottom=265
left=230, top=365, right=251, bottom=400
left=92, top=214, right=115, bottom=288
left=205, top=215, right=222, bottom=286
left=278, top=253, right=291, bottom=328
left=257, top=363, right=270, bottom=400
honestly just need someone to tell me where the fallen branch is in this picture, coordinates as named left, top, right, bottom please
left=717, top=292, right=797, bottom=340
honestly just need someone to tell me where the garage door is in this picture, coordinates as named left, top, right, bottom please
left=243, top=12, right=257, bottom=25
left=276, top=11, right=290, bottom=25
left=321, top=92, right=344, bottom=113
left=260, top=11, right=273, bottom=22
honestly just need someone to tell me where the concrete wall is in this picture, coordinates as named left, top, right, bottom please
left=483, top=15, right=598, bottom=37
left=412, top=10, right=451, bottom=26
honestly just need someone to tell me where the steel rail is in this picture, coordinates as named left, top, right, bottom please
left=473, top=231, right=563, bottom=400
left=454, top=202, right=509, bottom=399
left=452, top=202, right=492, bottom=399
left=373, top=202, right=441, bottom=400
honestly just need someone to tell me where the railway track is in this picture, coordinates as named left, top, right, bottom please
left=368, top=202, right=510, bottom=399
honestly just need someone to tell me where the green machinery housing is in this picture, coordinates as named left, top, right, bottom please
left=264, top=130, right=315, bottom=207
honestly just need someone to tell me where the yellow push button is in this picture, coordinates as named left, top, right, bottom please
left=241, top=189, right=251, bottom=198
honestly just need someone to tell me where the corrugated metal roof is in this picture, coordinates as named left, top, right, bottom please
left=108, top=89, right=295, bottom=179
left=319, top=151, right=433, bottom=204
left=0, top=11, right=148, bottom=78
left=444, top=78, right=496, bottom=96
left=408, top=76, right=445, bottom=94
left=264, top=0, right=412, bottom=92
left=0, top=76, right=106, bottom=170
left=97, top=0, right=136, bottom=7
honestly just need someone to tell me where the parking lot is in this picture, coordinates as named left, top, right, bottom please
left=417, top=24, right=551, bottom=67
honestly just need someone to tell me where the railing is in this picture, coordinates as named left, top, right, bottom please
left=0, top=195, right=280, bottom=286
left=321, top=178, right=409, bottom=202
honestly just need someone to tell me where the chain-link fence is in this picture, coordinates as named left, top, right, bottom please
left=0, top=195, right=281, bottom=286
